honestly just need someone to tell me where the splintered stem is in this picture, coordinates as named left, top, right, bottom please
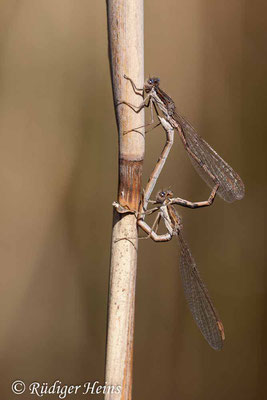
left=105, top=1, right=144, bottom=400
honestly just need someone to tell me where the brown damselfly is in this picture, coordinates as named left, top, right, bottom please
left=114, top=188, right=225, bottom=350
left=118, top=75, right=245, bottom=203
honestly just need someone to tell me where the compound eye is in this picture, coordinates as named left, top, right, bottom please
left=148, top=79, right=152, bottom=84
left=160, top=191, right=165, bottom=197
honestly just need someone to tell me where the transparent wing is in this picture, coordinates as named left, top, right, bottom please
left=178, top=233, right=225, bottom=350
left=174, top=112, right=245, bottom=203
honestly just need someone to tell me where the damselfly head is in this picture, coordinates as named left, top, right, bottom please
left=144, top=76, right=160, bottom=92
left=155, top=189, right=173, bottom=203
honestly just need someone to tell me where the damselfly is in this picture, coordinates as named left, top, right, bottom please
left=138, top=189, right=225, bottom=350
left=119, top=75, right=245, bottom=203
left=113, top=188, right=225, bottom=350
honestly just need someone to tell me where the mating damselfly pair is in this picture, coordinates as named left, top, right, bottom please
left=114, top=75, right=244, bottom=350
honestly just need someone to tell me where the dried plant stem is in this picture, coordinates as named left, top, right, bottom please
left=105, top=1, right=144, bottom=399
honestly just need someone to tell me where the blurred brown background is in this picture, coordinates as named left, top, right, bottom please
left=0, top=1, right=266, bottom=399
